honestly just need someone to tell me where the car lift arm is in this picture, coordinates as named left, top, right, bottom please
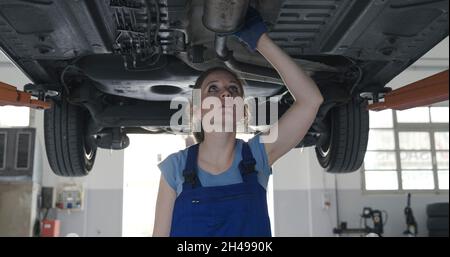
left=0, top=81, right=51, bottom=109
left=368, top=70, right=449, bottom=111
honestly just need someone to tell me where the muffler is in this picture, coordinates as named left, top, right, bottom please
left=203, top=0, right=250, bottom=34
left=203, top=0, right=283, bottom=84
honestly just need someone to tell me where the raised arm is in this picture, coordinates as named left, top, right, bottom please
left=233, top=8, right=324, bottom=166
left=256, top=34, right=323, bottom=166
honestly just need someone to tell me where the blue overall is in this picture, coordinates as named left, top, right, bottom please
left=170, top=142, right=272, bottom=237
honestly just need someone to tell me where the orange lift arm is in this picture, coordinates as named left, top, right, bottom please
left=0, top=81, right=51, bottom=109
left=368, top=70, right=449, bottom=111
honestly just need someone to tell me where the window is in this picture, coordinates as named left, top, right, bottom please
left=15, top=132, right=32, bottom=169
left=0, top=106, right=30, bottom=127
left=0, top=128, right=36, bottom=177
left=363, top=107, right=449, bottom=192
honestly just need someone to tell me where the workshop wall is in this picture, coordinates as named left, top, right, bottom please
left=272, top=148, right=338, bottom=237
left=33, top=111, right=125, bottom=237
left=336, top=172, right=449, bottom=237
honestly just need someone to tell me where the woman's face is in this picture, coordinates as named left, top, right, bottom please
left=196, top=70, right=245, bottom=132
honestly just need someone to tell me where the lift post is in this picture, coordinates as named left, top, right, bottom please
left=0, top=81, right=51, bottom=109
left=368, top=70, right=449, bottom=111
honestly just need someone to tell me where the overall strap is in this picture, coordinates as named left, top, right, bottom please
left=182, top=144, right=201, bottom=190
left=238, top=142, right=257, bottom=181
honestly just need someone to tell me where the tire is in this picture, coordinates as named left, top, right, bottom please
left=427, top=217, right=449, bottom=231
left=427, top=203, right=449, bottom=217
left=44, top=97, right=97, bottom=177
left=315, top=97, right=369, bottom=173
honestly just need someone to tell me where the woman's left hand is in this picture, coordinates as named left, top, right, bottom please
left=233, top=7, right=268, bottom=52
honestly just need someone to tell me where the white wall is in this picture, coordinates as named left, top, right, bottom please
left=272, top=147, right=338, bottom=237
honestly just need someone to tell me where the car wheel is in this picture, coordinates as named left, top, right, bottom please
left=315, top=97, right=369, bottom=173
left=44, top=96, right=97, bottom=177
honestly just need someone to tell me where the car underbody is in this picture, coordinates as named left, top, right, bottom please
left=0, top=0, right=447, bottom=176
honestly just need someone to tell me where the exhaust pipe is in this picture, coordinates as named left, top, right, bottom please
left=203, top=0, right=250, bottom=34
left=203, top=0, right=283, bottom=85
left=215, top=35, right=282, bottom=84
